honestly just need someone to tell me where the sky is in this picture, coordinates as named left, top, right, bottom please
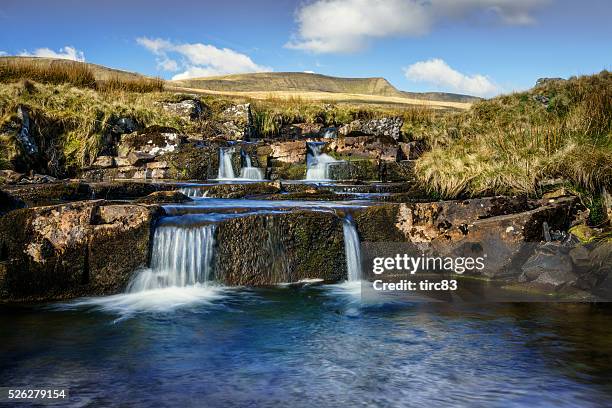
left=0, top=0, right=610, bottom=97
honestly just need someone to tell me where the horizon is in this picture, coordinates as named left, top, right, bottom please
left=1, top=0, right=611, bottom=97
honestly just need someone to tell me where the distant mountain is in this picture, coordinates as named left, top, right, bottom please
left=401, top=91, right=482, bottom=103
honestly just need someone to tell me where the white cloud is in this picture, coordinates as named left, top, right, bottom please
left=19, top=46, right=85, bottom=61
left=403, top=58, right=499, bottom=96
left=0, top=51, right=6, bottom=56
left=287, top=0, right=549, bottom=53
left=303, top=70, right=315, bottom=74
left=137, top=37, right=272, bottom=79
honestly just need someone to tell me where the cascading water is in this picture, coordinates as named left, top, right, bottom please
left=218, top=147, right=236, bottom=179
left=306, top=142, right=339, bottom=180
left=342, top=216, right=362, bottom=282
left=127, top=224, right=216, bottom=292
left=239, top=150, right=264, bottom=180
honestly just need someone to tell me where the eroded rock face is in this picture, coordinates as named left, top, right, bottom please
left=215, top=211, right=346, bottom=284
left=268, top=140, right=307, bottom=164
left=118, top=126, right=187, bottom=157
left=135, top=191, right=192, bottom=204
left=327, top=136, right=398, bottom=161
left=339, top=117, right=403, bottom=140
left=0, top=200, right=160, bottom=302
left=327, top=160, right=380, bottom=181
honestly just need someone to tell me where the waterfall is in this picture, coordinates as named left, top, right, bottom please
left=127, top=224, right=216, bottom=292
left=342, top=216, right=362, bottom=282
left=306, top=142, right=339, bottom=180
left=239, top=152, right=264, bottom=180
left=218, top=147, right=236, bottom=179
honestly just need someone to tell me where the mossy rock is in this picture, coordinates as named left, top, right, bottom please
left=570, top=224, right=598, bottom=243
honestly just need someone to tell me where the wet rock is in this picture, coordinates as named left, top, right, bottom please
left=160, top=99, right=205, bottom=121
left=327, top=160, right=380, bottom=181
left=339, top=117, right=403, bottom=140
left=215, top=211, right=346, bottom=285
left=0, top=170, right=26, bottom=184
left=262, top=189, right=354, bottom=201
left=14, top=106, right=38, bottom=155
left=279, top=123, right=323, bottom=139
left=165, top=142, right=220, bottom=180
left=88, top=181, right=176, bottom=200
left=267, top=163, right=306, bottom=180
left=115, top=156, right=131, bottom=167
left=135, top=190, right=192, bottom=204
left=2, top=181, right=92, bottom=207
left=190, top=181, right=281, bottom=199
left=0, top=201, right=161, bottom=302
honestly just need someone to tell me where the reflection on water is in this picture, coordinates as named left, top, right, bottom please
left=1, top=288, right=612, bottom=407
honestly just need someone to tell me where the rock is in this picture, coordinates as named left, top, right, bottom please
left=268, top=141, right=307, bottom=164
left=520, top=242, right=577, bottom=288
left=165, top=142, right=220, bottom=180
left=135, top=191, right=192, bottom=204
left=115, top=156, right=131, bottom=167
left=146, top=161, right=170, bottom=169
left=398, top=140, right=428, bottom=160
left=327, top=135, right=398, bottom=161
left=0, top=190, right=26, bottom=216
left=88, top=181, right=177, bottom=200
left=186, top=181, right=281, bottom=199
left=279, top=123, right=323, bottom=139
left=569, top=224, right=598, bottom=243
left=327, top=160, right=380, bottom=181
left=0, top=170, right=26, bottom=184
left=603, top=188, right=612, bottom=222
left=339, top=117, right=403, bottom=140
left=160, top=99, right=205, bottom=121
left=91, top=156, right=115, bottom=169
left=0, top=201, right=161, bottom=302
left=381, top=160, right=415, bottom=182
left=110, top=117, right=138, bottom=135
left=150, top=168, right=169, bottom=179
left=118, top=126, right=186, bottom=157
left=127, top=151, right=155, bottom=166
left=535, top=77, right=566, bottom=87
left=215, top=211, right=346, bottom=285
left=218, top=103, right=254, bottom=140
left=2, top=181, right=92, bottom=207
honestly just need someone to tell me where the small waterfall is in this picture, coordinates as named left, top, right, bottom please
left=218, top=147, right=236, bottom=179
left=306, top=142, right=339, bottom=180
left=343, top=216, right=362, bottom=282
left=127, top=224, right=216, bottom=292
left=239, top=151, right=264, bottom=180
left=180, top=187, right=208, bottom=198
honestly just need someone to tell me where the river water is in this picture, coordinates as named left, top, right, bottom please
left=1, top=287, right=612, bottom=407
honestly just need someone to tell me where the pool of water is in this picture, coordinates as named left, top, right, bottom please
left=2, top=285, right=612, bottom=407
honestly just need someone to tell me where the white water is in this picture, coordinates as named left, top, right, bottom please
left=239, top=154, right=264, bottom=180
left=306, top=143, right=340, bottom=180
left=218, top=147, right=236, bottom=179
left=342, top=216, right=362, bottom=282
left=128, top=224, right=216, bottom=291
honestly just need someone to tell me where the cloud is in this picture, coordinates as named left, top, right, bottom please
left=403, top=58, right=499, bottom=96
left=303, top=70, right=316, bottom=74
left=287, top=0, right=549, bottom=53
left=19, top=46, right=85, bottom=61
left=137, top=37, right=272, bottom=79
left=0, top=51, right=6, bottom=56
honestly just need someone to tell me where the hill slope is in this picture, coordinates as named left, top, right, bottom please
left=172, top=72, right=404, bottom=97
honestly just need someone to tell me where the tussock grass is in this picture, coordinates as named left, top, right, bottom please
left=415, top=70, right=612, bottom=198
left=0, top=58, right=96, bottom=88
left=97, top=76, right=165, bottom=93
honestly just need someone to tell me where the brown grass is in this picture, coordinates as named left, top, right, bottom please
left=0, top=58, right=96, bottom=88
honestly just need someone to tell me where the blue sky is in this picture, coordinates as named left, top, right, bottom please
left=0, top=0, right=610, bottom=96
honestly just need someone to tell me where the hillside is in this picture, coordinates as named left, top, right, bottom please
left=172, top=72, right=404, bottom=97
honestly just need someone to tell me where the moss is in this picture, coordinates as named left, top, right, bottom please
left=569, top=224, right=598, bottom=243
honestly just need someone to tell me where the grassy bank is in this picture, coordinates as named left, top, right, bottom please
left=414, top=71, right=611, bottom=200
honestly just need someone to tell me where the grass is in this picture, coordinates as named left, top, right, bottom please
left=414, top=70, right=612, bottom=199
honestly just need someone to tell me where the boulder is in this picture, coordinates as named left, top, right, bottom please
left=268, top=140, right=307, bottom=164
left=327, top=160, right=380, bottom=181
left=160, top=99, right=205, bottom=121
left=381, top=160, right=415, bottom=182
left=218, top=103, right=254, bottom=140
left=165, top=142, right=220, bottom=180
left=2, top=181, right=92, bottom=207
left=327, top=135, right=398, bottom=161
left=215, top=211, right=346, bottom=285
left=519, top=242, right=577, bottom=288
left=127, top=151, right=155, bottom=166
left=110, top=117, right=138, bottom=135
left=118, top=126, right=186, bottom=157
left=279, top=123, right=323, bottom=139
left=0, top=201, right=161, bottom=302
left=339, top=117, right=403, bottom=140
